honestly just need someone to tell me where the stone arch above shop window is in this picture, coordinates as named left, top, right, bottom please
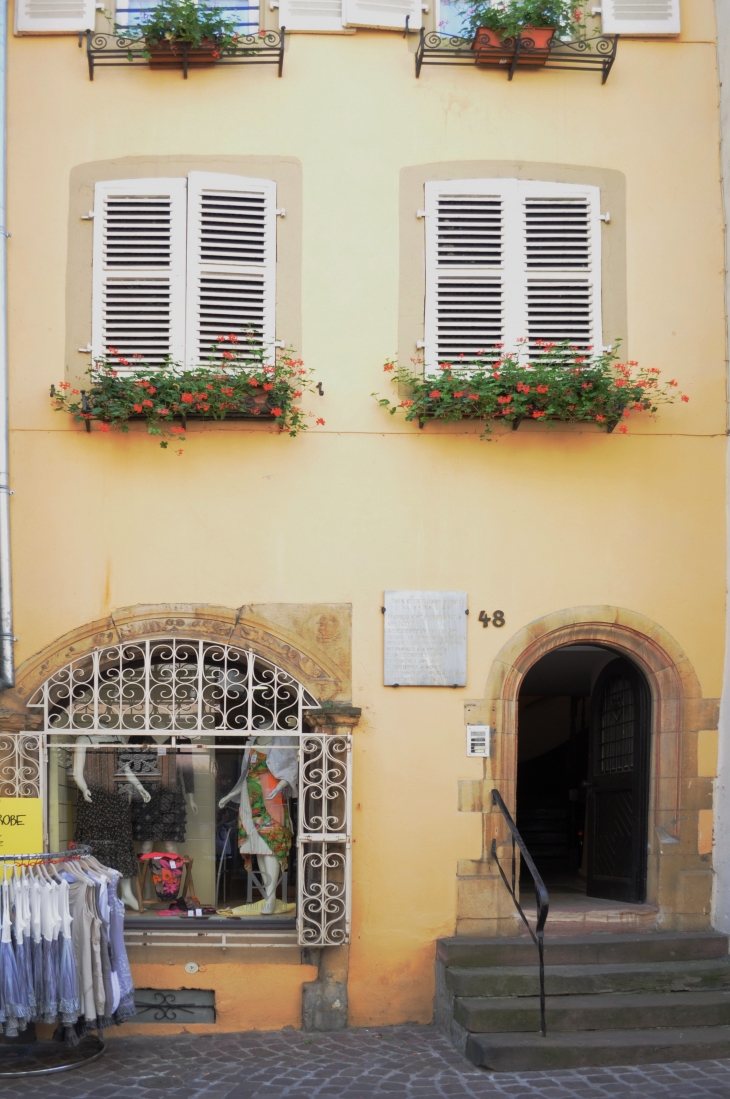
left=27, top=637, right=320, bottom=735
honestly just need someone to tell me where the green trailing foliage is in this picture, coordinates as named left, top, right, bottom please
left=52, top=338, right=323, bottom=450
left=373, top=340, right=688, bottom=437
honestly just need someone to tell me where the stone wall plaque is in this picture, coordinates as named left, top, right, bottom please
left=383, top=590, right=467, bottom=687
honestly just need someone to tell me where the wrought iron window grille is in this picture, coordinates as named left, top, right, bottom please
left=134, top=989, right=216, bottom=1023
left=414, top=28, right=618, bottom=83
left=25, top=639, right=353, bottom=948
left=79, top=28, right=286, bottom=80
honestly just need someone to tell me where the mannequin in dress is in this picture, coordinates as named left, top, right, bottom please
left=218, top=735, right=298, bottom=915
left=72, top=733, right=151, bottom=910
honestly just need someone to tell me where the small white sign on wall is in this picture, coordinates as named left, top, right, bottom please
left=466, top=724, right=491, bottom=757
left=383, top=590, right=467, bottom=687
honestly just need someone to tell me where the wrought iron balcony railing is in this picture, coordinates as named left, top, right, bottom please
left=79, top=29, right=286, bottom=80
left=415, top=29, right=618, bottom=83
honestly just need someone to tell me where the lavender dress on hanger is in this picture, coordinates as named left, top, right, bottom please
left=56, top=879, right=79, bottom=1026
left=1, top=879, right=25, bottom=1036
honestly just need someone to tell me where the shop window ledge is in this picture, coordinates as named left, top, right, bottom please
left=124, top=914, right=296, bottom=931
left=414, top=29, right=618, bottom=83
left=79, top=29, right=286, bottom=80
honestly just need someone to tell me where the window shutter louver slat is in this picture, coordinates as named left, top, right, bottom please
left=424, top=181, right=511, bottom=373
left=519, top=182, right=602, bottom=358
left=91, top=179, right=187, bottom=368
left=186, top=173, right=276, bottom=369
left=344, top=0, right=421, bottom=31
left=600, top=0, right=680, bottom=34
left=15, top=0, right=95, bottom=33
left=278, top=0, right=344, bottom=32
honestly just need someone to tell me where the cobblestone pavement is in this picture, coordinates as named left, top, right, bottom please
left=2, top=1026, right=730, bottom=1099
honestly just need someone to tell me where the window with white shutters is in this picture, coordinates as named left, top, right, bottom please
left=600, top=0, right=680, bottom=35
left=91, top=174, right=277, bottom=370
left=14, top=0, right=96, bottom=34
left=423, top=179, right=602, bottom=371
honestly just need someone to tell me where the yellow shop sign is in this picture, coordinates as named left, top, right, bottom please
left=0, top=798, right=43, bottom=856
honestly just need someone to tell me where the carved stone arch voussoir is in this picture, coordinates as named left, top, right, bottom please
left=0, top=602, right=352, bottom=730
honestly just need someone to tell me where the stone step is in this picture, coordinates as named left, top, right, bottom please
left=446, top=957, right=730, bottom=998
left=455, top=989, right=730, bottom=1033
left=465, top=1025, right=730, bottom=1072
left=437, top=931, right=729, bottom=968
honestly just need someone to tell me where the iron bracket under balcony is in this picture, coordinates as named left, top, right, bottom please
left=79, top=29, right=286, bottom=80
left=414, top=29, right=618, bottom=83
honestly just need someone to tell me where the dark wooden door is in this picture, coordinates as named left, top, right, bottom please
left=586, top=658, right=650, bottom=903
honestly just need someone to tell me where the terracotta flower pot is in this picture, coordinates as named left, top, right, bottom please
left=471, top=26, right=516, bottom=66
left=147, top=38, right=219, bottom=70
left=515, top=25, right=555, bottom=66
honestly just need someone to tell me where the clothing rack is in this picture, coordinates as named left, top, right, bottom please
left=0, top=845, right=107, bottom=1078
left=0, top=845, right=92, bottom=864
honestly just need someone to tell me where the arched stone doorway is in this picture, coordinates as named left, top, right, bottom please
left=458, top=607, right=718, bottom=935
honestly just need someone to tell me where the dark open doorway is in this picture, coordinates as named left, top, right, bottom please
left=516, top=644, right=651, bottom=904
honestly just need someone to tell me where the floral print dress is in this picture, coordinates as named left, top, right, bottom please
left=237, top=750, right=293, bottom=871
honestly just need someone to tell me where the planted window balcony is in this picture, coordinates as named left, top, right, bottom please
left=416, top=0, right=618, bottom=82
left=81, top=0, right=284, bottom=79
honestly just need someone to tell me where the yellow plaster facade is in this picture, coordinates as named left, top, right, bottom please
left=2, top=0, right=726, bottom=1031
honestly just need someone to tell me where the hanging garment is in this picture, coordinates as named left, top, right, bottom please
left=57, top=879, right=79, bottom=1025
left=0, top=854, right=136, bottom=1041
left=126, top=737, right=195, bottom=844
left=106, top=877, right=135, bottom=1025
left=74, top=787, right=138, bottom=880
left=0, top=878, right=25, bottom=1036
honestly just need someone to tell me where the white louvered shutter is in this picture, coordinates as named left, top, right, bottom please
left=186, top=173, right=276, bottom=368
left=278, top=0, right=344, bottom=32
left=15, top=0, right=95, bottom=33
left=519, top=181, right=601, bottom=358
left=345, top=0, right=421, bottom=31
left=424, top=180, right=508, bottom=372
left=91, top=179, right=187, bottom=367
left=600, top=0, right=680, bottom=35
left=424, top=179, right=602, bottom=369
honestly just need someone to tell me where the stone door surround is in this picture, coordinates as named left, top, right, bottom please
left=458, top=606, right=718, bottom=933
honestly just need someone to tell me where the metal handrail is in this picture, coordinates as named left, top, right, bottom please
left=490, top=788, right=549, bottom=1037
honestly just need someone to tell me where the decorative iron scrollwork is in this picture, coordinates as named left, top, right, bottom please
left=415, top=29, right=618, bottom=83
left=297, top=732, right=351, bottom=946
left=80, top=28, right=286, bottom=80
left=28, top=639, right=318, bottom=736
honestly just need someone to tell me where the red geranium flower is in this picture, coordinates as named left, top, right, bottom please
left=271, top=407, right=283, bottom=417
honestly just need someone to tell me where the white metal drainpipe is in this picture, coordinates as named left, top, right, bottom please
left=0, top=0, right=14, bottom=690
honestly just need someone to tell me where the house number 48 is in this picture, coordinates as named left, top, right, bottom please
left=478, top=610, right=505, bottom=628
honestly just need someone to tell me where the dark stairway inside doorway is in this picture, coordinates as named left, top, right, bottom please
left=435, top=931, right=730, bottom=1071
